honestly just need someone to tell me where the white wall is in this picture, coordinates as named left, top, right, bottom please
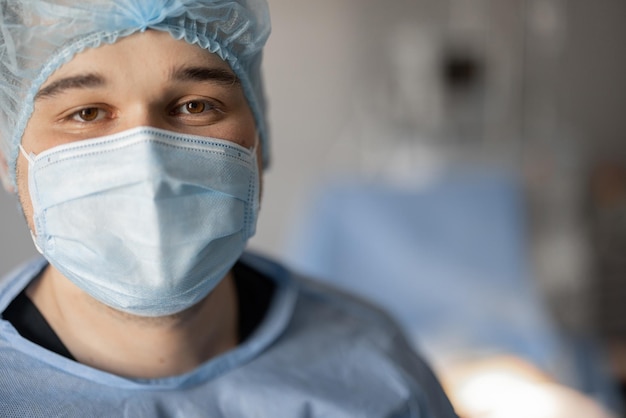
left=247, top=0, right=362, bottom=258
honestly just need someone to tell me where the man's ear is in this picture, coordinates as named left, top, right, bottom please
left=0, top=150, right=16, bottom=193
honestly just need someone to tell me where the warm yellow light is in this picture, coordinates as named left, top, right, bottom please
left=455, top=369, right=559, bottom=418
left=440, top=355, right=615, bottom=418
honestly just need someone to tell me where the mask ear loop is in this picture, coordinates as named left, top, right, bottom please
left=19, top=144, right=35, bottom=165
left=248, top=133, right=260, bottom=154
left=18, top=144, right=44, bottom=254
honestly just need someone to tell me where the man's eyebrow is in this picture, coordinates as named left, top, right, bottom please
left=170, top=65, right=240, bottom=86
left=35, top=73, right=106, bottom=100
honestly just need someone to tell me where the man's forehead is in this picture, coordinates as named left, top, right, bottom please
left=40, top=30, right=234, bottom=90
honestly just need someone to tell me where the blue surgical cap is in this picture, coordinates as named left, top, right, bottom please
left=0, top=0, right=271, bottom=188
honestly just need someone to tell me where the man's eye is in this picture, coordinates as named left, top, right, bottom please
left=71, top=107, right=104, bottom=122
left=176, top=100, right=213, bottom=115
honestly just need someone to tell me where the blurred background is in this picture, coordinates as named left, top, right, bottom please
left=1, top=0, right=625, bottom=415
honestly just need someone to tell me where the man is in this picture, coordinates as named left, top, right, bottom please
left=0, top=1, right=457, bottom=416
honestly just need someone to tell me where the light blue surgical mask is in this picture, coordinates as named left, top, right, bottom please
left=20, top=127, right=260, bottom=317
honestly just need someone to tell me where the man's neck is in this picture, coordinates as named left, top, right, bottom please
left=26, top=265, right=239, bottom=379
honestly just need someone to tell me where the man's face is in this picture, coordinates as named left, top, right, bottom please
left=16, top=30, right=259, bottom=233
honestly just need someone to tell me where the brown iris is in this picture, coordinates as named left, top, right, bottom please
left=78, top=108, right=99, bottom=121
left=185, top=101, right=205, bottom=114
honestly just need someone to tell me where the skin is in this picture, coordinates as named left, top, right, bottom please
left=14, top=30, right=262, bottom=379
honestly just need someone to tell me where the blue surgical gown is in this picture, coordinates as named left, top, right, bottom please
left=0, top=252, right=457, bottom=417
